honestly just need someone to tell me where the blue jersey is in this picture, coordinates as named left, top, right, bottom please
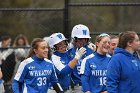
left=68, top=45, right=94, bottom=85
left=80, top=52, right=111, bottom=93
left=12, top=55, right=58, bottom=93
left=106, top=48, right=140, bottom=93
left=51, top=51, right=73, bottom=90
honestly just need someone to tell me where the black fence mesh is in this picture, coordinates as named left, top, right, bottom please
left=0, top=47, right=30, bottom=93
left=0, top=9, right=64, bottom=42
left=0, top=1, right=140, bottom=92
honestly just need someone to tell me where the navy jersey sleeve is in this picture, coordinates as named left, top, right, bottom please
left=106, top=56, right=121, bottom=93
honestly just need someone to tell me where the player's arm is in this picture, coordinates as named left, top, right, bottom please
left=80, top=55, right=93, bottom=93
left=68, top=47, right=86, bottom=68
left=51, top=55, right=73, bottom=76
left=12, top=80, right=22, bottom=93
left=106, top=57, right=120, bottom=93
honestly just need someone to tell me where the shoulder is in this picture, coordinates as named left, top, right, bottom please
left=111, top=53, right=123, bottom=60
left=108, top=54, right=123, bottom=67
left=44, top=58, right=54, bottom=64
left=24, top=57, right=34, bottom=63
left=83, top=53, right=95, bottom=63
left=20, top=57, right=34, bottom=66
left=51, top=54, right=61, bottom=60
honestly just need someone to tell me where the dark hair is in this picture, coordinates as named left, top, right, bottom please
left=0, top=35, right=11, bottom=42
left=27, top=38, right=44, bottom=58
left=118, top=31, right=137, bottom=49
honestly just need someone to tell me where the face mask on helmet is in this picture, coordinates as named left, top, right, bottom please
left=48, top=33, right=68, bottom=51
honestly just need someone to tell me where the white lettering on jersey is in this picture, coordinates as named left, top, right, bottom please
left=29, top=70, right=52, bottom=76
left=91, top=70, right=107, bottom=76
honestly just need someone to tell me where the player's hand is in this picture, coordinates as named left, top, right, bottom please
left=75, top=47, right=86, bottom=60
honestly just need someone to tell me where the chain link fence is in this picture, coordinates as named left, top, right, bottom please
left=0, top=8, right=64, bottom=42
left=0, top=47, right=30, bottom=93
left=0, top=1, right=140, bottom=92
left=68, top=1, right=140, bottom=42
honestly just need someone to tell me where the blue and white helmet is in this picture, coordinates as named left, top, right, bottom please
left=48, top=32, right=67, bottom=49
left=71, top=24, right=91, bottom=39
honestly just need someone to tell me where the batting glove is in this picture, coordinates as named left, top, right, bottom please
left=75, top=47, right=86, bottom=60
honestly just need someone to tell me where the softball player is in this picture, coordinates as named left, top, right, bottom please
left=107, top=31, right=140, bottom=93
left=12, top=38, right=63, bottom=93
left=68, top=24, right=94, bottom=93
left=80, top=33, right=111, bottom=93
left=47, top=33, right=86, bottom=93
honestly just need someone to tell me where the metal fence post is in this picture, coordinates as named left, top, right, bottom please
left=64, top=0, right=70, bottom=39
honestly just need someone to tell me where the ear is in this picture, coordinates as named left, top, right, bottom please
left=96, top=42, right=99, bottom=47
left=127, top=41, right=132, bottom=47
left=33, top=49, right=37, bottom=54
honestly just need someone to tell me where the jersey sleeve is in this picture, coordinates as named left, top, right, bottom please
left=12, top=80, right=22, bottom=93
left=12, top=58, right=32, bottom=93
left=51, top=55, right=72, bottom=76
left=14, top=59, right=30, bottom=82
left=106, top=56, right=121, bottom=93
left=80, top=56, right=92, bottom=92
left=80, top=54, right=93, bottom=75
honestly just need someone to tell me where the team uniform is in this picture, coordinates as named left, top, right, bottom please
left=50, top=51, right=73, bottom=92
left=48, top=32, right=73, bottom=93
left=106, top=48, right=140, bottom=93
left=12, top=55, right=58, bottom=93
left=68, top=46, right=93, bottom=88
left=48, top=32, right=87, bottom=93
left=80, top=52, right=111, bottom=93
left=68, top=24, right=94, bottom=92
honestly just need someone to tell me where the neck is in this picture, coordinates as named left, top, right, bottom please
left=36, top=55, right=43, bottom=59
left=125, top=47, right=134, bottom=54
left=97, top=49, right=106, bottom=55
